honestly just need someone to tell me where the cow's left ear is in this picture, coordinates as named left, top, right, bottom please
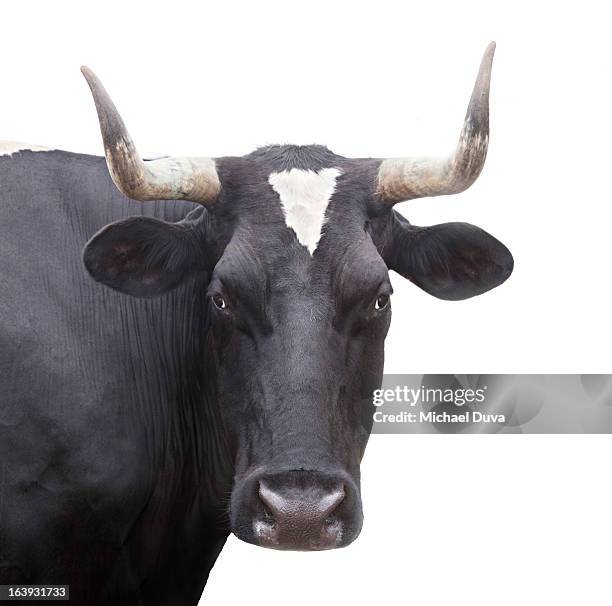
left=83, top=215, right=206, bottom=298
left=388, top=213, right=513, bottom=301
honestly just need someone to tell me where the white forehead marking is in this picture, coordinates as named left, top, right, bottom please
left=0, top=141, right=51, bottom=156
left=268, top=167, right=342, bottom=255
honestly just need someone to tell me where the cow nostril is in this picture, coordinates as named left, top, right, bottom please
left=262, top=505, right=275, bottom=523
left=258, top=482, right=285, bottom=519
left=317, top=485, right=345, bottom=518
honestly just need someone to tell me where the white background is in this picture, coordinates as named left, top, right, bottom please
left=2, top=1, right=611, bottom=605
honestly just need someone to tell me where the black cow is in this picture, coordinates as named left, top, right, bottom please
left=0, top=43, right=512, bottom=604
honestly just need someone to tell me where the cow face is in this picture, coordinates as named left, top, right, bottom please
left=204, top=157, right=390, bottom=550
left=81, top=42, right=512, bottom=551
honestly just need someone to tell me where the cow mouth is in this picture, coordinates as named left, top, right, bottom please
left=251, top=516, right=345, bottom=551
left=230, top=468, right=363, bottom=551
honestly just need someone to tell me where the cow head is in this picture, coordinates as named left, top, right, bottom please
left=81, top=43, right=512, bottom=551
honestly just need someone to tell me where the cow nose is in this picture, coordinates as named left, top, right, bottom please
left=259, top=482, right=345, bottom=519
left=253, top=478, right=346, bottom=550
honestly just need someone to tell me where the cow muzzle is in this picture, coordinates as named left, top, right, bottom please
left=231, top=469, right=363, bottom=551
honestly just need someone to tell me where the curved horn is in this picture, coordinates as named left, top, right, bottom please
left=81, top=67, right=220, bottom=205
left=377, top=42, right=495, bottom=205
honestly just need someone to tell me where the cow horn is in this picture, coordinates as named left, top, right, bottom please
left=376, top=42, right=495, bottom=205
left=81, top=67, right=220, bottom=205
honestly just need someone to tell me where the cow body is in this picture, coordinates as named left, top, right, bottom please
left=0, top=149, right=232, bottom=604
left=0, top=43, right=513, bottom=606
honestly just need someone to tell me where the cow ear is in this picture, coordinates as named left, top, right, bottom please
left=83, top=216, right=205, bottom=298
left=389, top=215, right=513, bottom=301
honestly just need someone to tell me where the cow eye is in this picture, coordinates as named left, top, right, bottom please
left=212, top=293, right=228, bottom=311
left=374, top=293, right=390, bottom=311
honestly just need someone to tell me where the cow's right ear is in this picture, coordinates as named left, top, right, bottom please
left=83, top=216, right=205, bottom=298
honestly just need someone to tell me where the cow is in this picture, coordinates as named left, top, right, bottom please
left=0, top=42, right=512, bottom=604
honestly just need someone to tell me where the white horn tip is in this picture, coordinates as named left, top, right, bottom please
left=80, top=66, right=100, bottom=90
